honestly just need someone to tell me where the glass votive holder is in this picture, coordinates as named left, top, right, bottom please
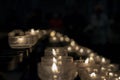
left=44, top=47, right=68, bottom=57
left=8, top=35, right=33, bottom=49
left=38, top=57, right=77, bottom=80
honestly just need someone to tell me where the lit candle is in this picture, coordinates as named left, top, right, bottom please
left=79, top=58, right=90, bottom=67
left=75, top=45, right=80, bottom=51
left=50, top=31, right=56, bottom=37
left=70, top=40, right=76, bottom=46
left=51, top=61, right=59, bottom=79
left=30, top=28, right=36, bottom=35
left=90, top=72, right=97, bottom=79
left=101, top=57, right=110, bottom=65
left=78, top=57, right=95, bottom=68
left=53, top=57, right=57, bottom=63
left=118, top=76, right=120, bottom=79
left=59, top=36, right=64, bottom=42
left=67, top=46, right=73, bottom=52
left=108, top=72, right=114, bottom=77
left=64, top=36, right=70, bottom=42
left=51, top=63, right=58, bottom=73
left=79, top=48, right=84, bottom=53
left=52, top=49, right=57, bottom=56
left=17, top=36, right=25, bottom=44
left=89, top=72, right=99, bottom=80
left=50, top=36, right=59, bottom=43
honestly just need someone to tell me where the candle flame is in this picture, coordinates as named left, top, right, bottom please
left=109, top=72, right=114, bottom=77
left=101, top=58, right=106, bottom=63
left=67, top=46, right=72, bottom=51
left=90, top=57, right=94, bottom=61
left=52, top=49, right=56, bottom=56
left=53, top=57, right=57, bottom=63
left=87, top=49, right=91, bottom=53
left=52, top=37, right=57, bottom=41
left=70, top=40, right=75, bottom=46
left=31, top=29, right=35, bottom=35
left=89, top=53, right=95, bottom=57
left=90, top=72, right=96, bottom=78
left=64, top=36, right=70, bottom=42
left=52, top=63, right=58, bottom=73
left=85, top=58, right=89, bottom=64
left=17, top=37, right=25, bottom=43
left=118, top=76, right=120, bottom=79
left=50, top=31, right=56, bottom=37
left=60, top=37, right=64, bottom=42
left=79, top=48, right=84, bottom=53
left=101, top=67, right=106, bottom=71
left=75, top=46, right=79, bottom=50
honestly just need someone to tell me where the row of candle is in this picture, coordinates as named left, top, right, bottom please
left=8, top=28, right=47, bottom=49
left=8, top=29, right=120, bottom=80
left=46, top=30, right=120, bottom=80
left=49, top=30, right=70, bottom=43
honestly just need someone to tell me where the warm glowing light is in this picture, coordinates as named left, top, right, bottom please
left=64, top=36, right=70, bottom=42
left=90, top=57, right=94, bottom=61
left=31, top=29, right=36, bottom=35
left=101, top=77, right=106, bottom=80
left=60, top=37, right=64, bottom=42
left=51, top=63, right=58, bottom=73
left=53, top=75, right=57, bottom=79
left=90, top=72, right=96, bottom=78
left=109, top=72, right=114, bottom=77
left=118, top=76, right=120, bottom=79
left=101, top=67, right=106, bottom=71
left=58, top=56, right=62, bottom=60
left=75, top=46, right=79, bottom=50
left=50, top=31, right=56, bottom=37
left=52, top=49, right=56, bottom=56
left=36, top=30, right=39, bottom=33
left=53, top=57, right=57, bottom=63
left=85, top=58, right=89, bottom=64
left=93, top=69, right=98, bottom=72
left=70, top=40, right=76, bottom=46
left=56, top=33, right=62, bottom=37
left=67, top=46, right=72, bottom=51
left=115, top=74, right=118, bottom=77
left=115, top=78, right=119, bottom=80
left=89, top=53, right=96, bottom=57
left=101, top=76, right=105, bottom=79
left=52, top=37, right=57, bottom=41
left=17, top=37, right=25, bottom=43
left=79, top=48, right=84, bottom=53
left=101, top=58, right=106, bottom=63
left=86, top=49, right=91, bottom=53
